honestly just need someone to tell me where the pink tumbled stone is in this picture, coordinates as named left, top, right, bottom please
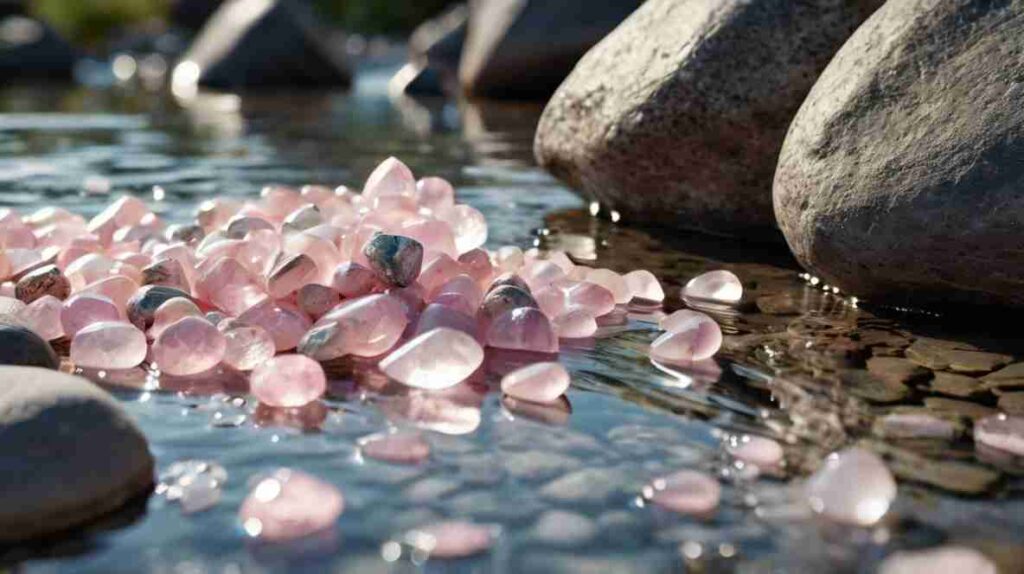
left=251, top=354, right=326, bottom=407
left=239, top=468, right=343, bottom=542
left=650, top=313, right=722, bottom=363
left=726, top=435, right=784, bottom=469
left=553, top=307, right=597, bottom=339
left=296, top=284, right=340, bottom=320
left=358, top=431, right=431, bottom=465
left=87, top=196, right=149, bottom=244
left=457, top=248, right=494, bottom=288
left=196, top=257, right=268, bottom=317
left=494, top=246, right=523, bottom=273
left=586, top=268, right=631, bottom=305
left=501, top=362, right=570, bottom=403
left=70, top=321, right=147, bottom=369
left=61, top=293, right=122, bottom=338
left=533, top=286, right=565, bottom=318
left=879, top=546, right=997, bottom=574
left=380, top=327, right=484, bottom=390
left=78, top=275, right=139, bottom=313
left=405, top=521, right=495, bottom=559
left=431, top=292, right=476, bottom=317
left=417, top=253, right=463, bottom=297
left=17, top=295, right=64, bottom=340
left=152, top=316, right=226, bottom=376
left=313, top=293, right=408, bottom=357
left=660, top=309, right=715, bottom=333
left=522, top=260, right=566, bottom=292
left=683, top=270, right=743, bottom=303
left=331, top=261, right=380, bottom=298
left=432, top=274, right=483, bottom=310
left=401, top=219, right=458, bottom=259
left=975, top=414, right=1024, bottom=457
left=440, top=204, right=487, bottom=254
left=363, top=156, right=416, bottom=199
left=415, top=303, right=480, bottom=341
left=624, top=269, right=665, bottom=302
left=64, top=253, right=115, bottom=291
left=415, top=177, right=455, bottom=213
left=563, top=281, right=615, bottom=317
left=222, top=325, right=276, bottom=371
left=238, top=299, right=312, bottom=351
left=644, top=470, right=721, bottom=516
left=284, top=233, right=340, bottom=285
left=486, top=307, right=558, bottom=354
left=267, top=253, right=319, bottom=299
left=148, top=297, right=203, bottom=339
left=806, top=447, right=896, bottom=526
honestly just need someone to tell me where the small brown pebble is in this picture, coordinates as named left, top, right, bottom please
left=928, top=372, right=988, bottom=399
left=15, top=265, right=70, bottom=304
left=923, top=397, right=996, bottom=420
left=997, top=392, right=1024, bottom=416
left=866, top=356, right=931, bottom=387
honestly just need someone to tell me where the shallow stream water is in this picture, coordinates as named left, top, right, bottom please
left=1, top=66, right=1022, bottom=573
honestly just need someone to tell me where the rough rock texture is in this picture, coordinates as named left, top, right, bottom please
left=460, top=0, right=641, bottom=99
left=0, top=317, right=59, bottom=369
left=535, top=0, right=882, bottom=237
left=176, top=0, right=351, bottom=89
left=0, top=367, right=153, bottom=542
left=774, top=0, right=1024, bottom=308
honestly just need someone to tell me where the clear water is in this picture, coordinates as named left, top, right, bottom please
left=1, top=66, right=1022, bottom=573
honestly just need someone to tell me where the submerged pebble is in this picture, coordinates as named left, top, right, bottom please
left=239, top=468, right=343, bottom=542
left=806, top=447, right=896, bottom=526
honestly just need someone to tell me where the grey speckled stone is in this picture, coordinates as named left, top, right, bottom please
left=362, top=233, right=424, bottom=288
left=126, top=285, right=192, bottom=330
left=774, top=0, right=1024, bottom=308
left=535, top=0, right=881, bottom=237
left=0, top=318, right=59, bottom=369
left=0, top=367, right=153, bottom=542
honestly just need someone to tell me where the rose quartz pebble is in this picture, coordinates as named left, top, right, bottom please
left=879, top=546, right=997, bottom=574
left=88, top=196, right=149, bottom=244
left=387, top=284, right=426, bottom=324
left=644, top=470, right=721, bottom=515
left=563, top=281, right=615, bottom=317
left=64, top=253, right=115, bottom=291
left=142, top=258, right=190, bottom=292
left=331, top=261, right=380, bottom=298
left=296, top=284, right=340, bottom=320
left=457, top=248, right=494, bottom=288
left=358, top=431, right=431, bottom=465
left=405, top=521, right=495, bottom=559
left=196, top=257, right=267, bottom=316
left=149, top=297, right=203, bottom=339
left=431, top=292, right=476, bottom=317
left=152, top=316, right=226, bottom=376
left=415, top=177, right=455, bottom=213
left=486, top=307, right=558, bottom=354
left=726, top=435, right=784, bottom=469
left=0, top=252, right=10, bottom=281
left=417, top=253, right=463, bottom=297
left=660, top=309, right=713, bottom=332
left=283, top=233, right=339, bottom=285
left=806, top=447, right=896, bottom=526
left=401, top=219, right=458, bottom=259
left=522, top=260, right=565, bottom=292
left=624, top=269, right=665, bottom=302
left=380, top=327, right=484, bottom=390
left=238, top=299, right=312, bottom=351
left=650, top=315, right=722, bottom=363
left=61, top=294, right=122, bottom=338
left=310, top=294, right=408, bottom=357
left=415, top=303, right=480, bottom=340
left=683, top=270, right=743, bottom=303
left=533, top=286, right=565, bottom=318
left=974, top=414, right=1024, bottom=457
left=501, top=362, right=570, bottom=403
left=222, top=325, right=276, bottom=371
left=495, top=246, right=524, bottom=273
left=553, top=308, right=597, bottom=339
left=266, top=254, right=319, bottom=299
left=79, top=275, right=138, bottom=312
left=17, top=295, right=64, bottom=340
left=363, top=156, right=416, bottom=199
left=239, top=468, right=343, bottom=542
left=259, top=185, right=304, bottom=219
left=251, top=354, right=326, bottom=407
left=70, top=321, right=147, bottom=369
left=440, top=204, right=487, bottom=254
left=586, top=268, right=631, bottom=305
left=197, top=198, right=241, bottom=230
left=432, top=274, right=482, bottom=308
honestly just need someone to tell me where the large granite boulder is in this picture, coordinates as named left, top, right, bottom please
left=774, top=0, right=1024, bottom=308
left=459, top=0, right=641, bottom=99
left=0, top=367, right=153, bottom=541
left=174, top=0, right=351, bottom=90
left=0, top=14, right=76, bottom=81
left=534, top=0, right=883, bottom=238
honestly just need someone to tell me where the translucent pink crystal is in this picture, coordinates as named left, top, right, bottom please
left=726, top=435, right=784, bottom=469
left=457, top=248, right=494, bottom=288
left=284, top=232, right=339, bottom=285
left=380, top=327, right=484, bottom=390
left=563, top=281, right=615, bottom=317
left=650, top=313, right=722, bottom=363
left=683, top=270, right=743, bottom=303
left=237, top=299, right=312, bottom=352
left=195, top=257, right=267, bottom=316
left=405, top=521, right=495, bottom=559
left=495, top=246, right=524, bottom=273
left=417, top=253, right=463, bottom=297
left=309, top=294, right=408, bottom=358
left=400, top=219, right=458, bottom=259
left=363, top=156, right=416, bottom=200
left=222, top=325, right=276, bottom=371
left=533, top=286, right=565, bottom=318
left=152, top=316, right=226, bottom=376
left=415, top=177, right=455, bottom=213
left=358, top=431, right=431, bottom=465
left=239, top=468, right=343, bottom=542
left=70, top=321, right=147, bottom=369
left=266, top=253, right=319, bottom=299
left=486, top=307, right=558, bottom=354
left=806, top=447, right=896, bottom=526
left=61, top=293, right=122, bottom=338
left=331, top=261, right=379, bottom=298
left=440, top=204, right=487, bottom=254
left=974, top=414, right=1024, bottom=457
left=552, top=308, right=597, bottom=339
left=196, top=198, right=241, bottom=230
left=586, top=268, right=631, bottom=305
left=88, top=196, right=149, bottom=244
left=17, top=295, right=64, bottom=340
left=644, top=470, right=721, bottom=516
left=501, top=362, right=570, bottom=403
left=250, top=354, right=326, bottom=407
left=64, top=253, right=115, bottom=291
left=878, top=546, right=996, bottom=574
left=78, top=275, right=139, bottom=313
left=624, top=269, right=665, bottom=302
left=149, top=297, right=203, bottom=339
left=142, top=258, right=190, bottom=292
left=522, top=260, right=566, bottom=293
left=432, top=274, right=483, bottom=309
left=415, top=303, right=480, bottom=341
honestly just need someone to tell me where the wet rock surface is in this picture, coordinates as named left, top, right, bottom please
left=773, top=0, right=1024, bottom=309
left=0, top=317, right=59, bottom=369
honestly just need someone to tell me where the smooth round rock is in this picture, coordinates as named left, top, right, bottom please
left=70, top=321, right=147, bottom=370
left=152, top=317, right=227, bottom=377
left=682, top=270, right=743, bottom=303
left=486, top=307, right=559, bottom=354
left=405, top=521, right=495, bottom=559
left=501, top=362, right=571, bottom=403
left=974, top=414, right=1024, bottom=457
left=553, top=308, right=597, bottom=339
left=726, top=435, right=784, bottom=469
left=624, top=269, right=664, bottom=302
left=61, top=294, right=121, bottom=339
left=480, top=285, right=538, bottom=326
left=358, top=432, right=431, bottom=465
left=0, top=367, right=153, bottom=542
left=239, top=468, right=343, bottom=542
left=222, top=325, right=276, bottom=371
left=17, top=295, right=64, bottom=341
left=0, top=319, right=59, bottom=369
left=806, top=447, right=896, bottom=526
left=879, top=546, right=997, bottom=574
left=650, top=315, right=722, bottom=363
left=250, top=354, right=326, bottom=407
left=644, top=470, right=721, bottom=516
left=380, top=327, right=484, bottom=390
left=563, top=281, right=615, bottom=317
left=126, top=285, right=192, bottom=330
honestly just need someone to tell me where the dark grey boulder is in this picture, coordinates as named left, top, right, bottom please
left=773, top=0, right=1024, bottom=308
left=534, top=0, right=882, bottom=238
left=460, top=0, right=641, bottom=99
left=0, top=367, right=153, bottom=542
left=0, top=316, right=59, bottom=369
left=175, top=0, right=351, bottom=90
left=0, top=15, right=76, bottom=81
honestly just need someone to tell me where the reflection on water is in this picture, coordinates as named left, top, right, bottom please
left=1, top=67, right=1023, bottom=572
